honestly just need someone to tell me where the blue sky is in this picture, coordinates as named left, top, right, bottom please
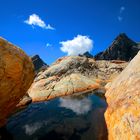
left=0, top=0, right=140, bottom=64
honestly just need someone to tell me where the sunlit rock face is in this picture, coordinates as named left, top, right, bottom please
left=0, top=37, right=34, bottom=127
left=28, top=55, right=127, bottom=102
left=16, top=94, right=32, bottom=107
left=105, top=51, right=140, bottom=140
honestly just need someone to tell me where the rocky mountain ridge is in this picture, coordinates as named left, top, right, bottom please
left=95, top=33, right=140, bottom=61
left=31, top=55, right=49, bottom=73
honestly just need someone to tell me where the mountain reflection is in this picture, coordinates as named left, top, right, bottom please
left=59, top=97, right=92, bottom=115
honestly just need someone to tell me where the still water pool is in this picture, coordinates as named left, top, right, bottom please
left=6, top=92, right=108, bottom=140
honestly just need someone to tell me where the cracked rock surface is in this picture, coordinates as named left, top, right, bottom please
left=0, top=37, right=34, bottom=127
left=105, top=51, right=140, bottom=140
left=28, top=56, right=127, bottom=102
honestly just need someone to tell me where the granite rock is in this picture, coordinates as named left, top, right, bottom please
left=0, top=37, right=34, bottom=127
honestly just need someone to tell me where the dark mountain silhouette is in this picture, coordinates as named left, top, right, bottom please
left=95, top=33, right=140, bottom=61
left=31, top=55, right=49, bottom=72
left=79, top=51, right=93, bottom=58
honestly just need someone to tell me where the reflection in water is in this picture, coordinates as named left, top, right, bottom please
left=23, top=121, right=48, bottom=136
left=59, top=97, right=92, bottom=115
left=5, top=92, right=108, bottom=140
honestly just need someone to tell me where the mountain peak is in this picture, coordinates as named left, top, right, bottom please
left=95, top=33, right=139, bottom=61
left=31, top=55, right=48, bottom=72
left=79, top=51, right=93, bottom=58
left=113, top=33, right=136, bottom=45
left=117, top=33, right=127, bottom=38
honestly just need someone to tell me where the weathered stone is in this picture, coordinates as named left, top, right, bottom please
left=0, top=37, right=34, bottom=127
left=16, top=95, right=32, bottom=107
left=28, top=56, right=127, bottom=102
left=29, top=73, right=100, bottom=102
left=105, top=51, right=140, bottom=140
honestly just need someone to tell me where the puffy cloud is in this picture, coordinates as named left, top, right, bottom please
left=60, top=35, right=93, bottom=56
left=59, top=97, right=92, bottom=115
left=24, top=14, right=55, bottom=30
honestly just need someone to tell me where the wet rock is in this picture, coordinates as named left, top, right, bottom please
left=105, top=51, right=140, bottom=139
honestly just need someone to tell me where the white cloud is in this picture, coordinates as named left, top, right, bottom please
left=46, top=43, right=52, bottom=47
left=60, top=35, right=93, bottom=56
left=24, top=14, right=55, bottom=30
left=46, top=24, right=55, bottom=30
left=59, top=97, right=92, bottom=115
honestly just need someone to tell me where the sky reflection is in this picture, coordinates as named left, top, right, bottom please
left=59, top=97, right=92, bottom=115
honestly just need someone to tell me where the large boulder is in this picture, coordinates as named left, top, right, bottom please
left=105, top=51, right=140, bottom=139
left=28, top=56, right=127, bottom=102
left=0, top=37, right=34, bottom=127
left=95, top=33, right=140, bottom=61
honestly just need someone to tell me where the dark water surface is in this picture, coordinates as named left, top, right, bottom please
left=5, top=93, right=108, bottom=140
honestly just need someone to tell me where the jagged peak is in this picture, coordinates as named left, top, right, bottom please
left=31, top=54, right=48, bottom=72
left=114, top=33, right=136, bottom=44
left=79, top=51, right=93, bottom=58
left=95, top=33, right=139, bottom=61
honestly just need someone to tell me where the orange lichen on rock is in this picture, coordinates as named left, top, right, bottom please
left=105, top=51, right=140, bottom=140
left=0, top=37, right=34, bottom=127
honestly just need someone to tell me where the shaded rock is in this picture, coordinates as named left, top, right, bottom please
left=28, top=56, right=127, bottom=102
left=95, top=33, right=140, bottom=61
left=16, top=95, right=32, bottom=107
left=31, top=55, right=48, bottom=73
left=105, top=51, right=140, bottom=139
left=0, top=37, right=34, bottom=127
